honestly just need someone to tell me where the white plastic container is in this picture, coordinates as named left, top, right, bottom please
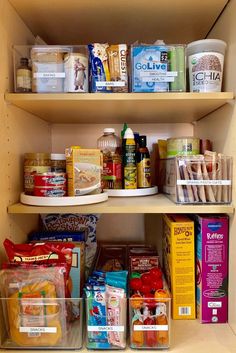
left=187, top=39, right=227, bottom=92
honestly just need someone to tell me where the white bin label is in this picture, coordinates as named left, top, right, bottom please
left=133, top=325, right=168, bottom=331
left=33, top=73, right=65, bottom=78
left=19, top=327, right=57, bottom=333
left=96, top=81, right=125, bottom=87
left=87, top=326, right=124, bottom=332
left=177, top=179, right=231, bottom=186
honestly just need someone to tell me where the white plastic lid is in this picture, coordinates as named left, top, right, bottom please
left=104, top=128, right=115, bottom=134
left=51, top=153, right=66, bottom=160
left=124, top=127, right=134, bottom=139
left=187, top=39, right=227, bottom=57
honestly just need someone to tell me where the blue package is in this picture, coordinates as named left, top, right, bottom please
left=88, top=43, right=112, bottom=93
left=132, top=45, right=169, bottom=92
left=28, top=230, right=87, bottom=242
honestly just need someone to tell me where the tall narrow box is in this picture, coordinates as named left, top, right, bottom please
left=163, top=214, right=195, bottom=319
left=194, top=214, right=229, bottom=323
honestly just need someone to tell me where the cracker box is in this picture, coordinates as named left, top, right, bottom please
left=65, top=147, right=102, bottom=196
left=163, top=214, right=195, bottom=319
left=194, top=214, right=229, bottom=323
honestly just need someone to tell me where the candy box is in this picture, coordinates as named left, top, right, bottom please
left=129, top=246, right=159, bottom=273
left=193, top=214, right=229, bottom=323
left=162, top=214, right=195, bottom=320
left=95, top=245, right=127, bottom=272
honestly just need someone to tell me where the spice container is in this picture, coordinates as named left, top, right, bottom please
left=24, top=153, right=51, bottom=195
left=16, top=57, right=32, bottom=92
left=51, top=154, right=66, bottom=172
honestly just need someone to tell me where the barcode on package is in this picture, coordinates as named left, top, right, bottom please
left=178, top=307, right=191, bottom=316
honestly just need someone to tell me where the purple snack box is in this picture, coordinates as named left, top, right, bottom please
left=195, top=214, right=229, bottom=324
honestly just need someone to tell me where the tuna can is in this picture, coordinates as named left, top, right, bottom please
left=64, top=53, right=88, bottom=92
left=167, top=137, right=200, bottom=158
left=34, top=185, right=67, bottom=197
left=187, top=39, right=227, bottom=92
left=34, top=172, right=67, bottom=187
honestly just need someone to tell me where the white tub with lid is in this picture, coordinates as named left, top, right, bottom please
left=187, top=39, right=227, bottom=92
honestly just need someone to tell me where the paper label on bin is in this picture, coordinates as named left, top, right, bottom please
left=87, top=325, right=124, bottom=332
left=96, top=81, right=125, bottom=87
left=140, top=71, right=178, bottom=77
left=33, top=73, right=65, bottom=78
left=19, top=327, right=57, bottom=333
left=133, top=325, right=168, bottom=331
left=177, top=180, right=231, bottom=186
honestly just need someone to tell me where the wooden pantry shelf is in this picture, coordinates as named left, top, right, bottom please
left=2, top=320, right=236, bottom=353
left=8, top=0, right=228, bottom=44
left=5, top=92, right=234, bottom=124
left=8, top=194, right=234, bottom=214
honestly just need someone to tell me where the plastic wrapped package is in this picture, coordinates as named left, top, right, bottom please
left=0, top=266, right=67, bottom=347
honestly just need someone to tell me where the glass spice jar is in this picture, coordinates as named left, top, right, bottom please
left=24, top=153, right=51, bottom=195
left=51, top=153, right=66, bottom=173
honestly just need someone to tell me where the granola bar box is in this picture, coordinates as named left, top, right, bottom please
left=194, top=214, right=229, bottom=323
left=65, top=147, right=102, bottom=196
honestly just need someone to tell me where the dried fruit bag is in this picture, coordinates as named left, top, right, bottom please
left=0, top=266, right=66, bottom=347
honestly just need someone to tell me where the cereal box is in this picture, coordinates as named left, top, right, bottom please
left=194, top=214, right=229, bottom=323
left=65, top=147, right=102, bottom=196
left=163, top=214, right=195, bottom=319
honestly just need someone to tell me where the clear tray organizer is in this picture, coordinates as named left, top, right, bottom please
left=163, top=154, right=233, bottom=204
left=129, top=293, right=171, bottom=350
left=85, top=297, right=127, bottom=350
left=0, top=298, right=83, bottom=349
left=13, top=45, right=89, bottom=93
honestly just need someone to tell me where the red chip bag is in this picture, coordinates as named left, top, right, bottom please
left=3, top=239, right=74, bottom=297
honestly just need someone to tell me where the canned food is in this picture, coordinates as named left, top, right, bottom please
left=34, top=186, right=67, bottom=197
left=24, top=153, right=51, bottom=195
left=64, top=53, right=88, bottom=92
left=34, top=172, right=67, bottom=187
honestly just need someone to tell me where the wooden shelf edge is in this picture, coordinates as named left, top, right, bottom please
left=5, top=92, right=235, bottom=102
left=7, top=195, right=235, bottom=214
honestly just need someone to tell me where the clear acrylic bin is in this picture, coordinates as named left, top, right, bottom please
left=163, top=154, right=233, bottom=204
left=0, top=298, right=83, bottom=349
left=129, top=293, right=171, bottom=349
left=85, top=297, right=127, bottom=349
left=13, top=45, right=89, bottom=93
left=131, top=44, right=186, bottom=93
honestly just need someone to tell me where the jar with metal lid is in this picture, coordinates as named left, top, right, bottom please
left=24, top=153, right=51, bottom=195
left=51, top=153, right=66, bottom=173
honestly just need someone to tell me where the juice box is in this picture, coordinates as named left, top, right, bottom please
left=163, top=214, right=195, bottom=319
left=194, top=214, right=229, bottom=323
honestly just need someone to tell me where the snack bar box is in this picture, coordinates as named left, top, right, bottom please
left=163, top=214, right=196, bottom=319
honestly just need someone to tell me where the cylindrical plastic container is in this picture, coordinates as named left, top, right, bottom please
left=167, top=137, right=200, bottom=158
left=187, top=39, right=227, bottom=92
left=97, top=128, right=122, bottom=189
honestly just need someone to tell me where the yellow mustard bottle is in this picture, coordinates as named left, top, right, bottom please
left=123, top=128, right=137, bottom=189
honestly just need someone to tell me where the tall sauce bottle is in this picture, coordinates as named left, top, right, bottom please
left=123, top=128, right=137, bottom=189
left=137, top=135, right=151, bottom=188
left=97, top=128, right=122, bottom=189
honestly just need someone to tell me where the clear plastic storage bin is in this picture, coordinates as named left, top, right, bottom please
left=131, top=44, right=186, bottom=92
left=13, top=45, right=89, bottom=93
left=85, top=297, right=127, bottom=349
left=129, top=292, right=171, bottom=349
left=163, top=154, right=233, bottom=204
left=0, top=298, right=83, bottom=350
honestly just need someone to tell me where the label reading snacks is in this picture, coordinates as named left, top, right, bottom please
left=19, top=327, right=57, bottom=333
left=133, top=325, right=168, bottom=331
left=87, top=326, right=124, bottom=332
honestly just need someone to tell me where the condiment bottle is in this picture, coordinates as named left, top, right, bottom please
left=143, top=306, right=157, bottom=347
left=123, top=128, right=137, bottom=189
left=97, top=128, right=122, bottom=189
left=16, top=57, right=32, bottom=92
left=137, top=135, right=151, bottom=188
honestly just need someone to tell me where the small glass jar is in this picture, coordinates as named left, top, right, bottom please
left=16, top=57, right=32, bottom=92
left=24, top=153, right=51, bottom=195
left=51, top=153, right=66, bottom=173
